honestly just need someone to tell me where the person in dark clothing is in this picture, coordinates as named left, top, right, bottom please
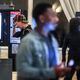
left=51, top=27, right=66, bottom=47
left=62, top=18, right=80, bottom=80
left=13, top=14, right=32, bottom=39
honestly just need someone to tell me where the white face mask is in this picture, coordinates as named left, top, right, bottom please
left=43, top=22, right=57, bottom=33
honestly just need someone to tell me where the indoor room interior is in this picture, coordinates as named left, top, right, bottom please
left=0, top=0, right=80, bottom=80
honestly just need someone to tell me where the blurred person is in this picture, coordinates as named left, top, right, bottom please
left=12, top=14, right=32, bottom=71
left=13, top=14, right=32, bottom=39
left=16, top=3, right=70, bottom=80
left=51, top=27, right=66, bottom=47
left=62, top=18, right=80, bottom=80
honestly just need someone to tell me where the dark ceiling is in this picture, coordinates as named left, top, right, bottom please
left=33, top=0, right=59, bottom=7
left=0, top=0, right=60, bottom=10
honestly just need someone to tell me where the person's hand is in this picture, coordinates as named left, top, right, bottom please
left=55, top=63, right=71, bottom=77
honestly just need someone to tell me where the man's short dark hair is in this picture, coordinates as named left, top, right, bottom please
left=33, top=3, right=52, bottom=23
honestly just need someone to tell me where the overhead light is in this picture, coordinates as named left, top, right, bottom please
left=56, top=6, right=62, bottom=13
left=52, top=3, right=58, bottom=11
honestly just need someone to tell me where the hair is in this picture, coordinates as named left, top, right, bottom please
left=32, top=3, right=52, bottom=23
left=13, top=14, right=28, bottom=23
left=70, top=17, right=80, bottom=33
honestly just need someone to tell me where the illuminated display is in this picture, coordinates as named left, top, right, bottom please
left=10, top=11, right=21, bottom=43
left=0, top=13, right=2, bottom=39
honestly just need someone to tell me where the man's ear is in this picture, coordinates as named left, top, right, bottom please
left=39, top=15, right=45, bottom=23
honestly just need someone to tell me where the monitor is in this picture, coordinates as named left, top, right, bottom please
left=0, top=12, right=2, bottom=40
left=10, top=11, right=21, bottom=54
left=10, top=11, right=21, bottom=43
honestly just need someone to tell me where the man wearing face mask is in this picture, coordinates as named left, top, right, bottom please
left=16, top=3, right=69, bottom=80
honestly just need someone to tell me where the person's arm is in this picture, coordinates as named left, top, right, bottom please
left=13, top=31, right=21, bottom=37
left=62, top=35, right=69, bottom=62
left=16, top=37, right=56, bottom=79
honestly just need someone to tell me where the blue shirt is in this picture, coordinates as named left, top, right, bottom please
left=45, top=37, right=57, bottom=67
